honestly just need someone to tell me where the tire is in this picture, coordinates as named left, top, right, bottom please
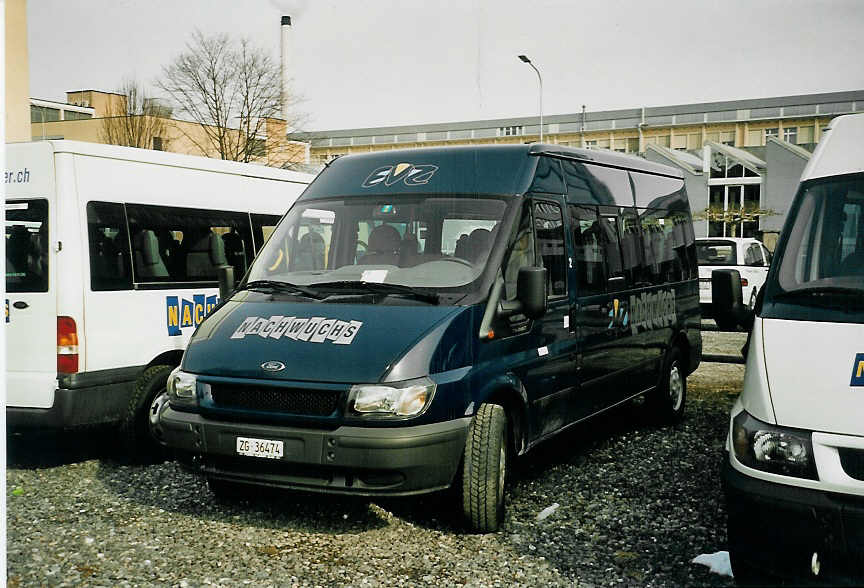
left=462, top=403, right=508, bottom=533
left=121, top=364, right=174, bottom=462
left=648, top=347, right=686, bottom=424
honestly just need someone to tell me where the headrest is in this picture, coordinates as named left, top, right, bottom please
left=133, top=230, right=161, bottom=265
left=368, top=224, right=401, bottom=252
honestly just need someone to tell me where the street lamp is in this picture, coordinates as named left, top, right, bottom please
left=518, top=54, right=543, bottom=142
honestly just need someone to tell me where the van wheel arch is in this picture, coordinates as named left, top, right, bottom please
left=146, top=350, right=184, bottom=371
left=477, top=382, right=529, bottom=458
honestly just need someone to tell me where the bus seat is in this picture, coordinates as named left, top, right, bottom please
left=358, top=225, right=401, bottom=265
left=186, top=231, right=227, bottom=278
left=133, top=229, right=169, bottom=278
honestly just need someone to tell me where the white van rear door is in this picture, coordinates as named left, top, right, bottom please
left=6, top=198, right=58, bottom=408
left=762, top=318, right=864, bottom=436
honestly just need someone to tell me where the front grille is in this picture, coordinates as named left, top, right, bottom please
left=209, top=383, right=341, bottom=416
left=838, top=448, right=864, bottom=482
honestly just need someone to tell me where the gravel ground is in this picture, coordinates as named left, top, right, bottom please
left=7, top=329, right=746, bottom=587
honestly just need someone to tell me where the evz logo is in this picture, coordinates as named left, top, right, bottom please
left=361, top=163, right=438, bottom=188
left=166, top=294, right=219, bottom=336
left=231, top=315, right=363, bottom=345
left=607, top=298, right=629, bottom=331
left=851, top=353, right=864, bottom=387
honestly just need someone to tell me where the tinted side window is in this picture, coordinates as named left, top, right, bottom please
left=87, top=201, right=132, bottom=291
left=584, top=164, right=634, bottom=207
left=639, top=208, right=693, bottom=283
left=251, top=213, right=282, bottom=253
left=630, top=172, right=687, bottom=210
left=126, top=204, right=254, bottom=285
left=534, top=201, right=567, bottom=298
left=6, top=199, right=49, bottom=293
left=569, top=205, right=615, bottom=296
left=620, top=207, right=644, bottom=286
left=529, top=157, right=565, bottom=195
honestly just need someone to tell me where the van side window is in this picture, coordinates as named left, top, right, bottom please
left=639, top=208, right=692, bottom=283
left=125, top=204, right=254, bottom=286
left=6, top=199, right=50, bottom=293
left=534, top=201, right=567, bottom=298
left=619, top=207, right=643, bottom=286
left=250, top=213, right=282, bottom=253
left=504, top=207, right=536, bottom=300
left=569, top=205, right=606, bottom=296
left=86, top=202, right=132, bottom=291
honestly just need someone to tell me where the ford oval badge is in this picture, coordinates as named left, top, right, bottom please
left=260, top=360, right=286, bottom=372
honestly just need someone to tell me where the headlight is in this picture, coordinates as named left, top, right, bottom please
left=348, top=377, right=436, bottom=418
left=732, top=410, right=817, bottom=480
left=166, top=367, right=198, bottom=408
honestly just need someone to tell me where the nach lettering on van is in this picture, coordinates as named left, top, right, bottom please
left=628, top=289, right=677, bottom=335
left=851, top=353, right=864, bottom=387
left=230, top=315, right=363, bottom=346
left=166, top=294, right=219, bottom=336
left=361, top=163, right=438, bottom=188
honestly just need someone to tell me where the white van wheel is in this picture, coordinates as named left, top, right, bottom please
left=462, top=403, right=508, bottom=533
left=121, top=365, right=174, bottom=462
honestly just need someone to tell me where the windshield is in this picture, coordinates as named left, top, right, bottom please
left=763, top=173, right=864, bottom=322
left=247, top=195, right=512, bottom=294
left=696, top=240, right=737, bottom=265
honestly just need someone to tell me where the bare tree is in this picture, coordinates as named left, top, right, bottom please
left=157, top=31, right=304, bottom=164
left=99, top=79, right=169, bottom=149
left=694, top=205, right=778, bottom=237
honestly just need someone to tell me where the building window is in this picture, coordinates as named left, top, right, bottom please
left=64, top=110, right=92, bottom=121
left=249, top=137, right=267, bottom=157
left=764, top=128, right=778, bottom=141
left=798, top=125, right=814, bottom=144
left=499, top=125, right=523, bottom=137
left=30, top=105, right=60, bottom=123
left=152, top=137, right=165, bottom=151
left=783, top=127, right=798, bottom=144
left=627, top=137, right=640, bottom=152
left=720, top=131, right=735, bottom=146
left=585, top=140, right=597, bottom=148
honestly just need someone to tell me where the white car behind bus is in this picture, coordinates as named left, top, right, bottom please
left=5, top=140, right=313, bottom=457
left=696, top=237, right=770, bottom=326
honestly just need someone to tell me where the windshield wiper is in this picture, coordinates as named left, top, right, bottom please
left=311, top=280, right=439, bottom=304
left=239, top=280, right=326, bottom=300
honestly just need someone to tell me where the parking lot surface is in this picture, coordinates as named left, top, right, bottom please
left=7, top=328, right=745, bottom=587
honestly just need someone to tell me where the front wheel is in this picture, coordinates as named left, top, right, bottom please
left=648, top=347, right=686, bottom=424
left=462, top=403, right=508, bottom=533
left=121, top=364, right=174, bottom=462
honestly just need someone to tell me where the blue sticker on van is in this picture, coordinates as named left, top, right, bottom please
left=851, top=354, right=864, bottom=386
left=166, top=294, right=218, bottom=336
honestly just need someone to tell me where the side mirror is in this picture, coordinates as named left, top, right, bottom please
left=498, top=266, right=547, bottom=320
left=218, top=265, right=235, bottom=301
left=711, top=269, right=753, bottom=331
left=517, top=266, right=547, bottom=319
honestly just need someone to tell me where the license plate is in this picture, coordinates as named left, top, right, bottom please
left=236, top=436, right=284, bottom=459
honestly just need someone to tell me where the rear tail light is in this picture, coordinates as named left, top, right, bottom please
left=57, top=316, right=79, bottom=373
left=741, top=278, right=749, bottom=287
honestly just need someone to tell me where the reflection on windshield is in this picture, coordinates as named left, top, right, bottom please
left=771, top=175, right=864, bottom=302
left=247, top=196, right=510, bottom=290
left=696, top=241, right=737, bottom=266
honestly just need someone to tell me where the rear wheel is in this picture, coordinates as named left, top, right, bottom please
left=648, top=347, right=686, bottom=424
left=462, top=403, right=508, bottom=533
left=121, top=364, right=173, bottom=462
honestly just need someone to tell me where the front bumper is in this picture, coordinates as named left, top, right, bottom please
left=723, top=456, right=864, bottom=585
left=161, top=406, right=471, bottom=497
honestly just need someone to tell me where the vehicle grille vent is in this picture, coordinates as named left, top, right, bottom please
left=209, top=383, right=340, bottom=416
left=838, top=448, right=864, bottom=482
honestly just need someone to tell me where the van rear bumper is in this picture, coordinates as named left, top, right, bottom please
left=723, top=456, right=864, bottom=585
left=161, top=407, right=471, bottom=497
left=7, top=366, right=142, bottom=430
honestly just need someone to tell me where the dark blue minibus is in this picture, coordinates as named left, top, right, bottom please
left=158, top=144, right=701, bottom=532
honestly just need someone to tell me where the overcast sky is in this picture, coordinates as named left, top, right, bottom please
left=27, top=0, right=864, bottom=131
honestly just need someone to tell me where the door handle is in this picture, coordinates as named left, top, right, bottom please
left=12, top=301, right=29, bottom=309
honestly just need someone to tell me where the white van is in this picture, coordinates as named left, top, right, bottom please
left=721, top=114, right=864, bottom=584
left=5, top=141, right=313, bottom=456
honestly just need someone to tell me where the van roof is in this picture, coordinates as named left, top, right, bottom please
left=302, top=143, right=682, bottom=201
left=801, top=113, right=864, bottom=181
left=8, top=140, right=315, bottom=184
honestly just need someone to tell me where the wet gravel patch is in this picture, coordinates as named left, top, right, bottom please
left=7, top=333, right=745, bottom=587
